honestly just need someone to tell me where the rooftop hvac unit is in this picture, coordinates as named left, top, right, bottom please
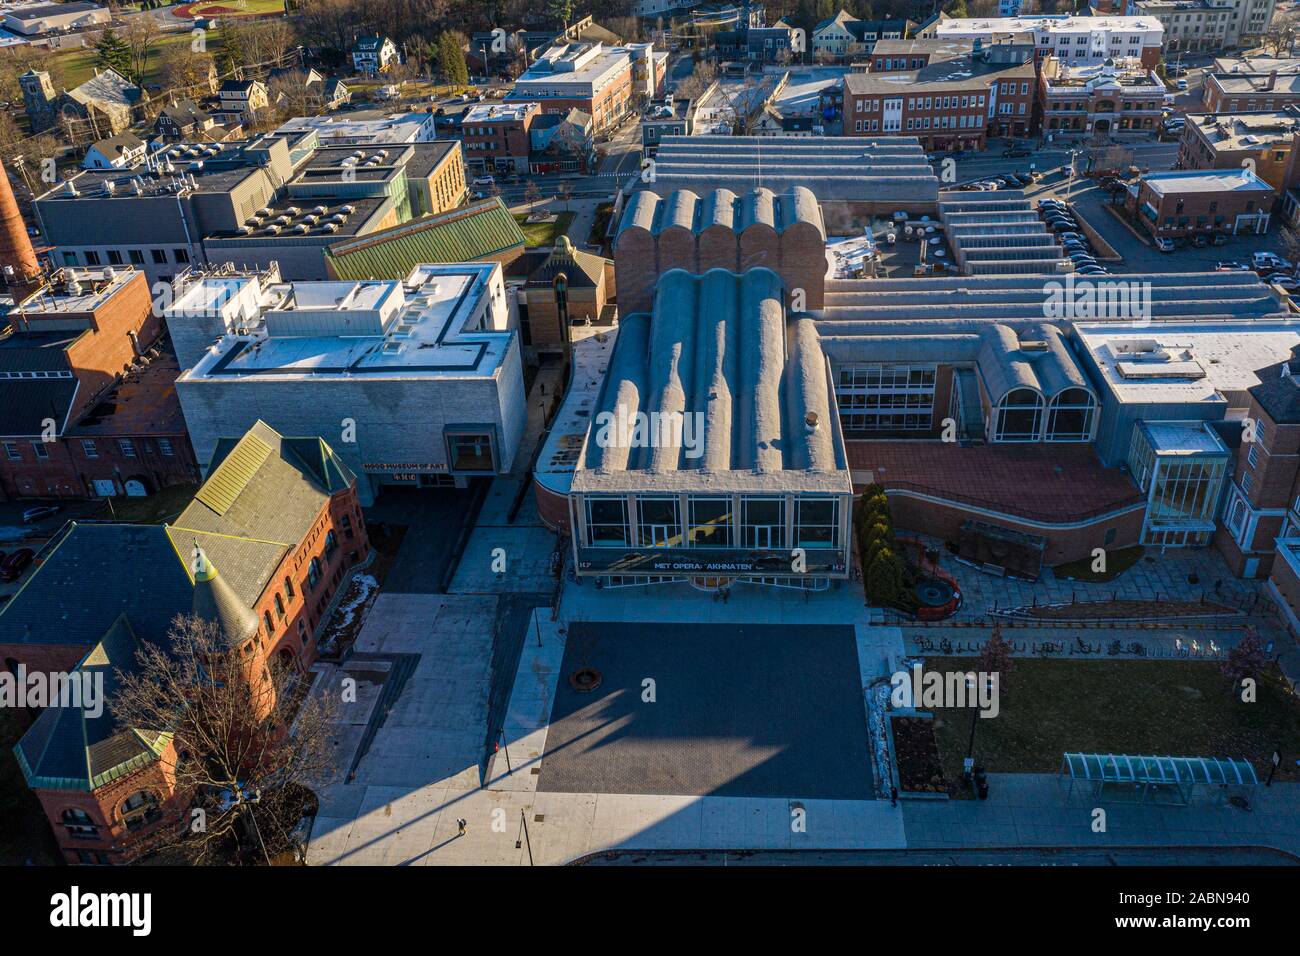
left=341, top=204, right=356, bottom=214
left=237, top=225, right=253, bottom=235
left=312, top=205, right=329, bottom=215
left=323, top=222, right=340, bottom=233
left=286, top=206, right=301, bottom=216
left=264, top=225, right=281, bottom=235
left=292, top=223, right=309, bottom=234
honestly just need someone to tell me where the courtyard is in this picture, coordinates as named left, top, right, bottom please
left=537, top=622, right=875, bottom=800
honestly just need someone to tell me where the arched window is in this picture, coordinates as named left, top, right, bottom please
left=284, top=576, right=295, bottom=600
left=275, top=594, right=285, bottom=619
left=308, top=557, right=322, bottom=588
left=994, top=388, right=1044, bottom=442
left=324, top=530, right=338, bottom=557
left=119, top=790, right=162, bottom=831
left=298, top=619, right=309, bottom=644
left=61, top=808, right=98, bottom=837
left=264, top=610, right=274, bottom=635
left=1046, top=388, right=1096, bottom=442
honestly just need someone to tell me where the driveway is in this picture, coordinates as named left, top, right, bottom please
left=537, top=622, right=875, bottom=800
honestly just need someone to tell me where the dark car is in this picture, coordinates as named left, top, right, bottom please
left=22, top=505, right=60, bottom=524
left=1002, top=146, right=1032, bottom=158
left=1012, top=172, right=1033, bottom=185
left=1212, top=233, right=1229, bottom=246
left=1192, top=234, right=1210, bottom=248
left=0, top=548, right=34, bottom=582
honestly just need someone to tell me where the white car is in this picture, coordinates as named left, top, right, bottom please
left=472, top=175, right=495, bottom=187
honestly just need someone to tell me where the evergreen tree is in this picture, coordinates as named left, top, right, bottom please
left=438, top=33, right=468, bottom=86
left=94, top=29, right=132, bottom=78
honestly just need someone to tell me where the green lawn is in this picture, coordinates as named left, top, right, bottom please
left=925, top=658, right=1300, bottom=787
left=513, top=211, right=575, bottom=247
left=0, top=708, right=62, bottom=865
left=55, top=31, right=226, bottom=88
left=181, top=0, right=287, bottom=16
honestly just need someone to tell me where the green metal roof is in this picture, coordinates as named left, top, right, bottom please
left=194, top=430, right=273, bottom=515
left=324, top=197, right=525, bottom=280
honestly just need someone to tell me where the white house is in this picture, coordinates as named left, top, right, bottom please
left=352, top=36, right=400, bottom=75
left=812, top=10, right=856, bottom=59
left=82, top=131, right=146, bottom=169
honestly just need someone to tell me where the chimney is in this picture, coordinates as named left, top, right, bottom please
left=1268, top=70, right=1278, bottom=91
left=0, top=161, right=43, bottom=298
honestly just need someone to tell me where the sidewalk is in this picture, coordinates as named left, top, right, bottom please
left=902, top=774, right=1300, bottom=859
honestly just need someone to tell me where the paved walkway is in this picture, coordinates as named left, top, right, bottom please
left=902, top=774, right=1300, bottom=859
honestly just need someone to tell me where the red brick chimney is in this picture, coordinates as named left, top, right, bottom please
left=0, top=160, right=43, bottom=298
left=1268, top=70, right=1278, bottom=92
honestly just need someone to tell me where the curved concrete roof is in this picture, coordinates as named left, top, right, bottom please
left=617, top=186, right=826, bottom=244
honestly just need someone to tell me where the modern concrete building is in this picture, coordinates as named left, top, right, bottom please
left=634, top=135, right=940, bottom=229
left=2, top=1, right=109, bottom=36
left=33, top=133, right=468, bottom=281
left=274, top=111, right=440, bottom=146
left=166, top=262, right=526, bottom=504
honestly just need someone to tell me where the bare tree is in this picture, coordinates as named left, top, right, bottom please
left=158, top=44, right=217, bottom=101
left=1262, top=12, right=1298, bottom=58
left=123, top=15, right=163, bottom=86
left=111, top=613, right=339, bottom=865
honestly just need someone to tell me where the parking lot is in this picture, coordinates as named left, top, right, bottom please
left=536, top=622, right=874, bottom=800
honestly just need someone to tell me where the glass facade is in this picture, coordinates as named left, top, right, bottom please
left=835, top=364, right=936, bottom=432
left=1129, top=422, right=1229, bottom=547
left=994, top=388, right=1044, bottom=442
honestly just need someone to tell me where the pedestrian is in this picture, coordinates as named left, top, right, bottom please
left=457, top=818, right=467, bottom=837
left=540, top=382, right=546, bottom=396
left=890, top=786, right=898, bottom=808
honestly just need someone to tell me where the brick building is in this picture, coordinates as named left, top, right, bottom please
left=841, top=50, right=1036, bottom=148
left=1126, top=168, right=1276, bottom=238
left=2, top=420, right=370, bottom=863
left=0, top=267, right=199, bottom=500
left=1202, top=72, right=1300, bottom=113
left=522, top=236, right=614, bottom=354
left=1039, top=57, right=1166, bottom=139
left=506, top=42, right=664, bottom=134
left=462, top=101, right=539, bottom=174
left=921, top=14, right=1164, bottom=69
left=1177, top=109, right=1300, bottom=199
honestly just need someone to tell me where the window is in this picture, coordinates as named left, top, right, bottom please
left=796, top=498, right=839, bottom=549
left=173, top=248, right=190, bottom=264
left=62, top=251, right=78, bottom=266
left=107, top=250, right=122, bottom=265
left=118, top=439, right=136, bottom=458
left=741, top=498, right=785, bottom=549
left=637, top=497, right=680, bottom=548
left=31, top=441, right=49, bottom=461
left=151, top=249, right=167, bottom=264
left=448, top=433, right=494, bottom=472
left=688, top=497, right=732, bottom=547
left=835, top=364, right=936, bottom=432
left=84, top=251, right=100, bottom=266
left=994, top=389, right=1043, bottom=442
left=299, top=619, right=308, bottom=643
left=158, top=438, right=174, bottom=457
left=275, top=594, right=285, bottom=619
left=1248, top=443, right=1261, bottom=470
left=129, top=249, right=145, bottom=265
left=325, top=530, right=338, bottom=557
left=1045, top=389, right=1096, bottom=442
left=284, top=575, right=295, bottom=599
left=4, top=441, right=21, bottom=461
left=264, top=610, right=274, bottom=634
left=119, top=790, right=162, bottom=831
left=586, top=497, right=630, bottom=547
left=81, top=439, right=98, bottom=459
left=61, top=808, right=98, bottom=837
left=308, top=557, right=322, bottom=588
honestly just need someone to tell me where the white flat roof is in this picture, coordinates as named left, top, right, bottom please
left=1143, top=169, right=1274, bottom=195
left=182, top=263, right=511, bottom=382
left=934, top=14, right=1161, bottom=34
left=1140, top=420, right=1229, bottom=456
left=1078, top=321, right=1300, bottom=405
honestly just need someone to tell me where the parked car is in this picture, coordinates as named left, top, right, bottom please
left=22, top=505, right=60, bottom=524
left=1037, top=198, right=1065, bottom=209
left=1175, top=78, right=1189, bottom=90
left=1002, top=146, right=1032, bottom=157
left=1192, top=233, right=1209, bottom=248
left=1268, top=275, right=1300, bottom=293
left=1252, top=251, right=1292, bottom=272
left=1212, top=233, right=1229, bottom=246
left=1012, top=172, right=1033, bottom=185
left=472, top=175, right=495, bottom=187
left=1156, top=237, right=1176, bottom=252
left=1215, top=260, right=1249, bottom=271
left=1077, top=266, right=1109, bottom=276
left=1058, top=232, right=1086, bottom=243
left=0, top=548, right=34, bottom=582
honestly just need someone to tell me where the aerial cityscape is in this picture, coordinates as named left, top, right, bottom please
left=0, top=0, right=1296, bottom=928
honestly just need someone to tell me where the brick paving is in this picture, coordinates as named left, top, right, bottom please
left=846, top=441, right=1144, bottom=522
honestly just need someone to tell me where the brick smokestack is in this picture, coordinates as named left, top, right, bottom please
left=1268, top=70, right=1278, bottom=92
left=0, top=160, right=43, bottom=296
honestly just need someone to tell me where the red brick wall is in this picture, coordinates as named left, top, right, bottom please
left=534, top=482, right=571, bottom=533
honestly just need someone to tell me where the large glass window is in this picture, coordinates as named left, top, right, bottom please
left=120, top=790, right=162, bottom=831
left=448, top=433, right=494, bottom=473
left=994, top=389, right=1044, bottom=442
left=637, top=497, right=680, bottom=548
left=688, top=497, right=732, bottom=547
left=1045, top=388, right=1096, bottom=442
left=585, top=497, right=630, bottom=547
left=741, top=498, right=785, bottom=549
left=1148, top=458, right=1226, bottom=524
left=796, top=498, right=839, bottom=549
left=836, top=364, right=936, bottom=432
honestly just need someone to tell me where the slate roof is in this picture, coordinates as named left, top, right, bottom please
left=66, top=68, right=140, bottom=111
left=0, top=325, right=81, bottom=437
left=527, top=235, right=605, bottom=288
left=13, top=616, right=173, bottom=793
left=89, top=131, right=144, bottom=161
left=324, top=198, right=525, bottom=280
left=158, top=99, right=211, bottom=126
left=5, top=420, right=357, bottom=792
left=1249, top=344, right=1300, bottom=424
